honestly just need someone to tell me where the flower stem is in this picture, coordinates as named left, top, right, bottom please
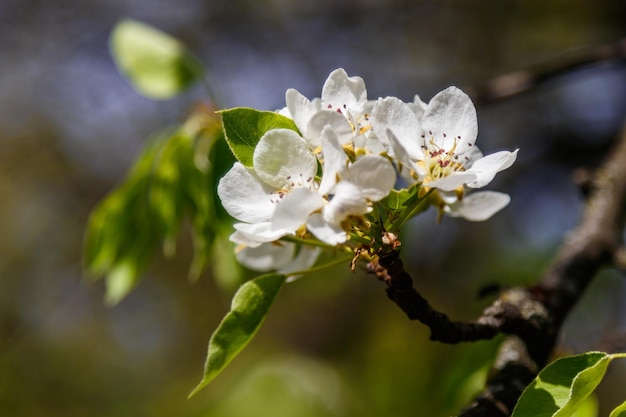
left=388, top=190, right=433, bottom=231
left=286, top=255, right=354, bottom=278
left=281, top=235, right=348, bottom=251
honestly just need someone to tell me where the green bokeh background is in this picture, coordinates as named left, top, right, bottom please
left=1, top=1, right=625, bottom=416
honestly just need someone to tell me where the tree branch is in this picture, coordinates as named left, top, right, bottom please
left=368, top=253, right=548, bottom=345
left=464, top=38, right=626, bottom=105
left=369, top=117, right=626, bottom=416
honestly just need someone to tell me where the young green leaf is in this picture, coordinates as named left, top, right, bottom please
left=610, top=400, right=626, bottom=417
left=189, top=273, right=286, bottom=397
left=110, top=19, right=204, bottom=99
left=512, top=352, right=612, bottom=417
left=84, top=121, right=225, bottom=304
left=220, top=108, right=299, bottom=167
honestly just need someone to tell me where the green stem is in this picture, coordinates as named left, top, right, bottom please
left=348, top=233, right=373, bottom=245
left=388, top=190, right=433, bottom=231
left=286, top=255, right=354, bottom=278
left=281, top=235, right=343, bottom=251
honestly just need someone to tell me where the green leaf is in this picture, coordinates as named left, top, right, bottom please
left=610, top=400, right=626, bottom=417
left=382, top=186, right=419, bottom=210
left=189, top=273, right=286, bottom=397
left=84, top=121, right=225, bottom=304
left=110, top=19, right=204, bottom=99
left=512, top=352, right=612, bottom=417
left=220, top=108, right=299, bottom=166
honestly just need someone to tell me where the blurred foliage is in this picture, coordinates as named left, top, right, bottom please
left=110, top=19, right=205, bottom=99
left=84, top=105, right=233, bottom=304
left=1, top=1, right=626, bottom=417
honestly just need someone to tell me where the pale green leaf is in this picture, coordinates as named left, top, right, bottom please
left=84, top=124, right=225, bottom=304
left=110, top=19, right=204, bottom=99
left=220, top=108, right=299, bottom=167
left=610, top=400, right=626, bottom=417
left=382, top=186, right=418, bottom=210
left=571, top=394, right=598, bottom=417
left=104, top=259, right=142, bottom=306
left=189, top=273, right=286, bottom=397
left=512, top=352, right=611, bottom=417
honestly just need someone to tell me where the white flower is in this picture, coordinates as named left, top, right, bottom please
left=307, top=127, right=397, bottom=244
left=372, top=86, right=517, bottom=221
left=234, top=241, right=321, bottom=277
left=443, top=191, right=511, bottom=222
left=285, top=68, right=384, bottom=154
left=218, top=128, right=325, bottom=245
left=219, top=123, right=397, bottom=248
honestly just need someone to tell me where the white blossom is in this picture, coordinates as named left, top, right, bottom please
left=218, top=128, right=324, bottom=245
left=372, top=86, right=517, bottom=221
left=285, top=68, right=385, bottom=154
left=234, top=241, right=321, bottom=276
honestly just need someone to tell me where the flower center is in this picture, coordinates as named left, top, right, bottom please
left=419, top=132, right=471, bottom=182
left=269, top=173, right=315, bottom=204
left=327, top=103, right=372, bottom=136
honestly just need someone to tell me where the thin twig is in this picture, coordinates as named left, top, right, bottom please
left=465, top=38, right=626, bottom=105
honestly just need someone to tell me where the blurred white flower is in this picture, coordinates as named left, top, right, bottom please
left=235, top=241, right=321, bottom=277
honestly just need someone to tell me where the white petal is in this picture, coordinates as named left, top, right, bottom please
left=276, top=106, right=291, bottom=117
left=466, top=149, right=518, bottom=188
left=385, top=128, right=425, bottom=180
left=253, top=129, right=318, bottom=189
left=229, top=229, right=264, bottom=248
left=307, top=213, right=348, bottom=245
left=343, top=155, right=396, bottom=201
left=233, top=222, right=289, bottom=243
left=272, top=187, right=325, bottom=231
left=235, top=242, right=296, bottom=272
left=323, top=181, right=370, bottom=225
left=426, top=171, right=477, bottom=191
left=421, top=86, right=478, bottom=156
left=353, top=134, right=387, bottom=155
left=321, top=68, right=367, bottom=110
left=408, top=94, right=428, bottom=120
left=371, top=97, right=423, bottom=159
left=318, top=126, right=348, bottom=195
left=445, top=191, right=511, bottom=221
left=285, top=88, right=321, bottom=134
left=282, top=246, right=322, bottom=281
left=217, top=162, right=275, bottom=223
left=307, top=110, right=354, bottom=145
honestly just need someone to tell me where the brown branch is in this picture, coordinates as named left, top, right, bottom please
left=464, top=119, right=626, bottom=416
left=369, top=118, right=626, bottom=416
left=464, top=38, right=626, bottom=105
left=368, top=254, right=548, bottom=345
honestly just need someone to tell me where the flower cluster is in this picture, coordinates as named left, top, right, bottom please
left=218, top=69, right=517, bottom=272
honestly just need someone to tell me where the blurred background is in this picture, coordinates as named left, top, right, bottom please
left=1, top=0, right=626, bottom=416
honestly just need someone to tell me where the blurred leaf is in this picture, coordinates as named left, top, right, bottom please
left=512, top=352, right=611, bottom=417
left=110, top=19, right=204, bottom=99
left=189, top=273, right=286, bottom=397
left=84, top=111, right=226, bottom=304
left=210, top=231, right=244, bottom=291
left=220, top=108, right=299, bottom=167
left=610, top=400, right=626, bottom=417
